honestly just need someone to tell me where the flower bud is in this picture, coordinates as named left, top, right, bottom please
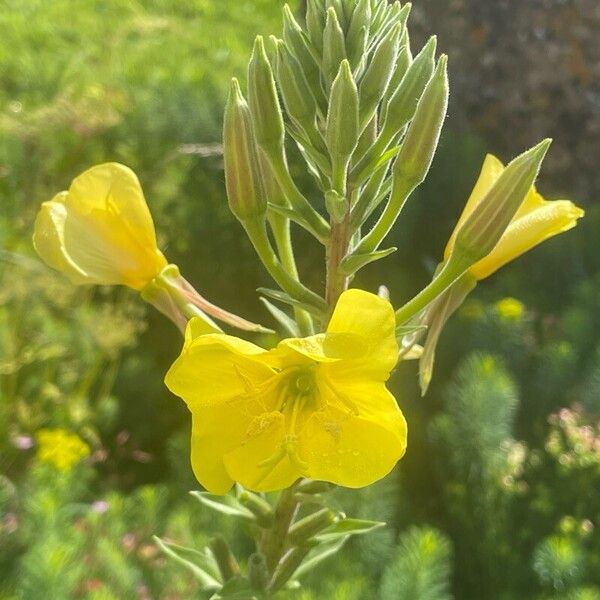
left=323, top=7, right=347, bottom=89
left=347, top=0, right=371, bottom=64
left=223, top=78, right=266, bottom=222
left=275, top=40, right=318, bottom=137
left=326, top=59, right=359, bottom=189
left=288, top=508, right=338, bottom=544
left=392, top=53, right=448, bottom=188
left=269, top=547, right=310, bottom=593
left=327, top=0, right=348, bottom=29
left=450, top=139, right=553, bottom=269
left=358, top=22, right=401, bottom=131
left=382, top=44, right=412, bottom=110
left=248, top=36, right=285, bottom=154
left=283, top=4, right=323, bottom=105
left=382, top=35, right=436, bottom=141
left=238, top=490, right=274, bottom=527
left=306, top=0, right=325, bottom=52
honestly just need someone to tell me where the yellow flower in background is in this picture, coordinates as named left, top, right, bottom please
left=36, top=428, right=91, bottom=471
left=33, top=163, right=167, bottom=290
left=165, top=289, right=407, bottom=494
left=495, top=297, right=525, bottom=321
left=444, top=154, right=584, bottom=280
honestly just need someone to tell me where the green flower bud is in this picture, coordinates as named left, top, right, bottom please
left=248, top=553, right=270, bottom=592
left=350, top=36, right=433, bottom=187
left=383, top=35, right=436, bottom=140
left=283, top=4, right=323, bottom=107
left=323, top=7, right=347, bottom=89
left=451, top=139, right=553, bottom=268
left=247, top=36, right=285, bottom=154
left=358, top=22, right=401, bottom=131
left=382, top=43, right=412, bottom=108
left=288, top=508, right=338, bottom=544
left=393, top=53, right=448, bottom=187
left=327, top=0, right=348, bottom=30
left=347, top=0, right=371, bottom=64
left=348, top=25, right=368, bottom=71
left=275, top=40, right=318, bottom=137
left=269, top=547, right=310, bottom=593
left=306, top=0, right=325, bottom=52
left=223, top=78, right=266, bottom=222
left=326, top=59, right=359, bottom=191
left=238, top=490, right=274, bottom=527
left=208, top=536, right=240, bottom=582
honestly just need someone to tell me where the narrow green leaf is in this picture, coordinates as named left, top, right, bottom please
left=257, top=288, right=325, bottom=317
left=190, top=491, right=254, bottom=520
left=314, top=518, right=386, bottom=542
left=153, top=536, right=222, bottom=590
left=340, top=247, right=397, bottom=275
left=259, top=297, right=300, bottom=337
left=292, top=536, right=349, bottom=579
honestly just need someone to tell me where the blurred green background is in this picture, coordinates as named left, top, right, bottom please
left=1, top=1, right=598, bottom=598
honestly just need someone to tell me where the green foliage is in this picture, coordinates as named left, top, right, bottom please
left=379, top=527, right=453, bottom=600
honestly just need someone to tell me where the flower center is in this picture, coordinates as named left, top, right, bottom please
left=256, top=365, right=320, bottom=476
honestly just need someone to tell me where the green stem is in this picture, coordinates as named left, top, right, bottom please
left=395, top=254, right=473, bottom=326
left=260, top=484, right=301, bottom=572
left=244, top=218, right=328, bottom=316
left=354, top=174, right=416, bottom=254
left=269, top=213, right=315, bottom=335
left=324, top=209, right=351, bottom=324
left=268, top=150, right=330, bottom=243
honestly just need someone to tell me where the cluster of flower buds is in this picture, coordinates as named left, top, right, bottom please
left=222, top=0, right=582, bottom=384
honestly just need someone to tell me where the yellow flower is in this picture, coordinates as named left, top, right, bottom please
left=36, top=428, right=91, bottom=471
left=495, top=297, right=525, bottom=321
left=33, top=163, right=167, bottom=290
left=165, top=289, right=407, bottom=493
left=444, top=154, right=584, bottom=280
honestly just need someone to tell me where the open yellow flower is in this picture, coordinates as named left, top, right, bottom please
left=165, top=289, right=407, bottom=494
left=444, top=154, right=584, bottom=280
left=36, top=428, right=90, bottom=471
left=33, top=163, right=167, bottom=290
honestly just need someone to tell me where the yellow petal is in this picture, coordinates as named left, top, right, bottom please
left=444, top=154, right=505, bottom=259
left=164, top=333, right=274, bottom=408
left=33, top=163, right=167, bottom=289
left=318, top=376, right=407, bottom=441
left=470, top=199, right=584, bottom=280
left=325, top=289, right=399, bottom=378
left=298, top=405, right=407, bottom=488
left=263, top=334, right=339, bottom=369
left=223, top=412, right=301, bottom=492
left=189, top=401, right=256, bottom=494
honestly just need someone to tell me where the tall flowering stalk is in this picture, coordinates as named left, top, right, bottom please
left=32, top=1, right=583, bottom=596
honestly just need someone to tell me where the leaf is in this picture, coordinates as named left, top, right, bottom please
left=259, top=297, right=300, bottom=337
left=153, top=536, right=221, bottom=590
left=292, top=536, right=349, bottom=579
left=374, top=145, right=401, bottom=171
left=339, top=247, right=397, bottom=275
left=257, top=288, right=324, bottom=317
left=190, top=491, right=254, bottom=520
left=314, top=518, right=386, bottom=542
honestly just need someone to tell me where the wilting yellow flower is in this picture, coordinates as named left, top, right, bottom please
left=444, top=154, right=584, bottom=280
left=165, top=289, right=407, bottom=493
left=36, top=428, right=91, bottom=471
left=33, top=163, right=167, bottom=290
